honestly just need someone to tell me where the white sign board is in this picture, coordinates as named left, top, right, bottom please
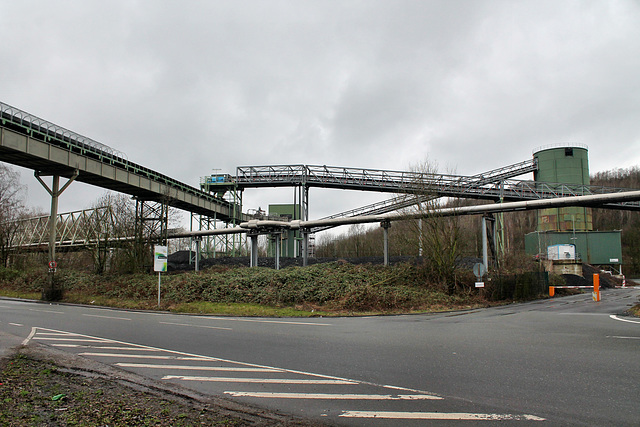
left=154, top=246, right=168, bottom=272
left=475, top=282, right=485, bottom=288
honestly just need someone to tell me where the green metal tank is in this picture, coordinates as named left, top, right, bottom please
left=533, top=144, right=593, bottom=232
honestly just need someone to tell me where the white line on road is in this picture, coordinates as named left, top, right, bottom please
left=606, top=335, right=640, bottom=340
left=28, top=327, right=439, bottom=396
left=159, top=321, right=232, bottom=330
left=224, top=392, right=442, bottom=400
left=82, top=314, right=131, bottom=321
left=339, top=411, right=545, bottom=421
left=51, top=345, right=162, bottom=351
left=163, top=375, right=357, bottom=384
left=34, top=337, right=111, bottom=342
left=78, top=353, right=209, bottom=360
left=610, top=315, right=640, bottom=324
left=196, top=316, right=332, bottom=326
left=116, top=363, right=281, bottom=372
left=9, top=323, right=23, bottom=326
left=28, top=308, right=64, bottom=314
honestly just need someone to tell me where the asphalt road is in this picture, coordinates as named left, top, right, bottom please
left=1, top=288, right=639, bottom=426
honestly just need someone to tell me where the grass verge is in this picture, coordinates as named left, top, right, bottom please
left=0, top=349, right=313, bottom=426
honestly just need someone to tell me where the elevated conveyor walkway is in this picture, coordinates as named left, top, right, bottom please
left=0, top=102, right=240, bottom=221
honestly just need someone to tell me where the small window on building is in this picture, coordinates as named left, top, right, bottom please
left=565, top=147, right=573, bottom=156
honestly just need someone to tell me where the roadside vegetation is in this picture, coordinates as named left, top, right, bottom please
left=0, top=257, right=552, bottom=316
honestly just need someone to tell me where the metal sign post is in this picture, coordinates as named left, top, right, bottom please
left=473, top=262, right=486, bottom=288
left=154, top=245, right=168, bottom=307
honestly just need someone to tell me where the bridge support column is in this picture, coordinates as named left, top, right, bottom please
left=302, top=229, right=309, bottom=267
left=194, top=236, right=202, bottom=272
left=274, top=232, right=281, bottom=270
left=34, top=170, right=79, bottom=301
left=482, top=216, right=488, bottom=272
left=482, top=215, right=498, bottom=271
left=249, top=233, right=259, bottom=267
left=381, top=220, right=391, bottom=266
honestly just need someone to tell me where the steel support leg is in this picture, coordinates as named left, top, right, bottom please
left=250, top=234, right=259, bottom=267
left=194, top=236, right=202, bottom=272
left=35, top=170, right=78, bottom=301
left=274, top=233, right=281, bottom=270
left=302, top=230, right=309, bottom=267
left=482, top=216, right=488, bottom=272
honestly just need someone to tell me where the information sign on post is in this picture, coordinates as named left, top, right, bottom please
left=154, top=246, right=168, bottom=272
left=154, top=246, right=168, bottom=307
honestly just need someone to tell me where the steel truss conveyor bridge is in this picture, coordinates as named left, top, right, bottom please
left=204, top=162, right=640, bottom=234
left=0, top=102, right=239, bottom=222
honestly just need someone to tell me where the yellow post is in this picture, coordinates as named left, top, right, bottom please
left=549, top=286, right=555, bottom=297
left=592, top=274, right=600, bottom=302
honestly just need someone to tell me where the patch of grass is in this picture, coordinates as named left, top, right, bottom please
left=627, top=303, right=640, bottom=317
left=0, top=351, right=275, bottom=426
left=168, top=301, right=331, bottom=317
left=0, top=290, right=41, bottom=300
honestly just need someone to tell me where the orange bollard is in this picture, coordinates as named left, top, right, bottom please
left=592, top=274, right=600, bottom=302
left=549, top=286, right=555, bottom=297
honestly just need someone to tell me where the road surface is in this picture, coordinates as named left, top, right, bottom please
left=1, top=288, right=639, bottom=426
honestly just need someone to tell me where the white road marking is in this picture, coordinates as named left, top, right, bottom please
left=606, top=335, right=640, bottom=340
left=28, top=308, right=64, bottom=314
left=51, top=344, right=162, bottom=351
left=22, top=327, right=38, bottom=345
left=163, top=375, right=357, bottom=384
left=34, top=337, right=110, bottom=342
left=224, top=392, right=442, bottom=400
left=610, top=315, right=640, bottom=324
left=196, top=316, right=332, bottom=326
left=339, top=411, right=545, bottom=421
left=79, top=353, right=208, bottom=360
left=9, top=323, right=23, bottom=326
left=36, top=332, right=80, bottom=336
left=159, top=321, right=232, bottom=330
left=82, top=314, right=131, bottom=321
left=27, top=328, right=439, bottom=395
left=116, top=363, right=281, bottom=372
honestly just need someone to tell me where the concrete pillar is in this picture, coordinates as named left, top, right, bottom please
left=381, top=220, right=391, bottom=266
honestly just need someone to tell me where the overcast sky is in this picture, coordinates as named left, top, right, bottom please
left=1, top=0, right=639, bottom=230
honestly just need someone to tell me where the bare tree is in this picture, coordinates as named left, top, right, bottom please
left=0, top=164, right=26, bottom=267
left=86, top=192, right=137, bottom=273
left=403, top=159, right=463, bottom=293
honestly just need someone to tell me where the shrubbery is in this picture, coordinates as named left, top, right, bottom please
left=0, top=260, right=553, bottom=313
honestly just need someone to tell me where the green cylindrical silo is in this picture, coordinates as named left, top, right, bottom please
left=534, top=144, right=592, bottom=232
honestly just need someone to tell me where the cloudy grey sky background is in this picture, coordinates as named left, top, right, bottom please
left=1, top=0, right=639, bottom=229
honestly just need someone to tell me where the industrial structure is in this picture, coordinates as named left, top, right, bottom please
left=2, top=101, right=640, bottom=292
left=524, top=145, right=624, bottom=275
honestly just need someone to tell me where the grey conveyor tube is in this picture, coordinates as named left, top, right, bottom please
left=260, top=189, right=640, bottom=230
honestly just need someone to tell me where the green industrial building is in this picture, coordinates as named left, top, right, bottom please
left=524, top=230, right=622, bottom=266
left=534, top=145, right=592, bottom=232
left=527, top=144, right=622, bottom=271
left=267, top=204, right=302, bottom=257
